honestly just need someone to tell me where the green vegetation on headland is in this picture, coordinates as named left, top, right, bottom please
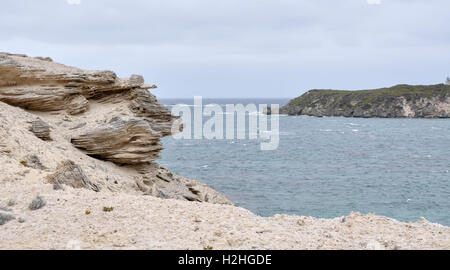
left=280, top=84, right=450, bottom=118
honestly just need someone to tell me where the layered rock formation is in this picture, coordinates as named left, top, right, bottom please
left=281, top=84, right=450, bottom=118
left=29, top=119, right=52, bottom=141
left=0, top=52, right=231, bottom=204
left=71, top=117, right=163, bottom=165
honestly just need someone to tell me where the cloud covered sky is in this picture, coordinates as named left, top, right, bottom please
left=1, top=0, right=449, bottom=98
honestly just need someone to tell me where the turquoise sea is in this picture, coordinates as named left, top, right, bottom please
left=159, top=98, right=450, bottom=225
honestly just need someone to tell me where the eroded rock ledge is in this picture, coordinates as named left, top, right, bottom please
left=0, top=52, right=231, bottom=205
left=71, top=117, right=163, bottom=165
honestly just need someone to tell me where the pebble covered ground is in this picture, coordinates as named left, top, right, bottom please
left=1, top=183, right=449, bottom=250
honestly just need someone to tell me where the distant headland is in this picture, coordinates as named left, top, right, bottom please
left=280, top=84, right=450, bottom=118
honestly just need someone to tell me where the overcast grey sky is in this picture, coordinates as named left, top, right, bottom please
left=1, top=0, right=449, bottom=98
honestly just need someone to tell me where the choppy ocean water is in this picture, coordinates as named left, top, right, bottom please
left=159, top=98, right=450, bottom=225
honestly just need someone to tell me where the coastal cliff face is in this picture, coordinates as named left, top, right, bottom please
left=0, top=52, right=231, bottom=205
left=281, top=84, right=450, bottom=118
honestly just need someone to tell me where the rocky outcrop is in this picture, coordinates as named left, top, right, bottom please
left=281, top=84, right=450, bottom=118
left=71, top=117, right=163, bottom=165
left=0, top=52, right=231, bottom=205
left=29, top=119, right=52, bottom=141
left=0, top=53, right=148, bottom=112
left=46, top=160, right=100, bottom=192
left=0, top=212, right=15, bottom=225
left=134, top=165, right=232, bottom=204
left=0, top=52, right=175, bottom=164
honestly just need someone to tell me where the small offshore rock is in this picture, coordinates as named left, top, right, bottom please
left=29, top=196, right=46, bottom=210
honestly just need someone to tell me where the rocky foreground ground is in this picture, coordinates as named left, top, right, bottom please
left=1, top=53, right=449, bottom=250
